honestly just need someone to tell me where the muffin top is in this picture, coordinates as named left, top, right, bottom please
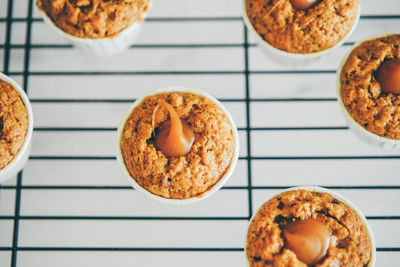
left=246, top=190, right=372, bottom=267
left=0, top=79, right=29, bottom=171
left=120, top=92, right=235, bottom=200
left=37, top=0, right=150, bottom=38
left=246, top=0, right=360, bottom=54
left=341, top=35, right=400, bottom=139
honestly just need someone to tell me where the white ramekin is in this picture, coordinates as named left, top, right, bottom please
left=337, top=32, right=400, bottom=149
left=37, top=2, right=151, bottom=56
left=245, top=186, right=376, bottom=267
left=0, top=73, right=34, bottom=183
left=116, top=87, right=240, bottom=205
left=243, top=0, right=361, bottom=65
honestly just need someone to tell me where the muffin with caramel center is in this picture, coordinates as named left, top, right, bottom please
left=246, top=190, right=372, bottom=267
left=340, top=34, right=400, bottom=139
left=120, top=92, right=235, bottom=199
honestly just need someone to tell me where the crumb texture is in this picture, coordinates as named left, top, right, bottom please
left=120, top=92, right=235, bottom=199
left=37, top=0, right=150, bottom=38
left=0, top=79, right=29, bottom=170
left=246, top=0, right=360, bottom=53
left=246, top=190, right=372, bottom=267
left=341, top=35, right=400, bottom=139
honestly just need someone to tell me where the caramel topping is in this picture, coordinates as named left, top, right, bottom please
left=152, top=102, right=194, bottom=157
left=290, top=0, right=320, bottom=10
left=283, top=218, right=330, bottom=265
left=375, top=59, right=400, bottom=95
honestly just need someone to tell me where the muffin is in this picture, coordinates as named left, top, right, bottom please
left=340, top=34, right=400, bottom=144
left=118, top=88, right=239, bottom=203
left=36, top=0, right=151, bottom=55
left=0, top=79, right=29, bottom=170
left=37, top=0, right=150, bottom=38
left=246, top=188, right=374, bottom=267
left=0, top=73, right=33, bottom=183
left=244, top=0, right=360, bottom=55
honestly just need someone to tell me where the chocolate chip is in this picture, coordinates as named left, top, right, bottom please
left=253, top=257, right=261, bottom=262
left=317, top=209, right=346, bottom=228
left=0, top=116, right=3, bottom=139
left=274, top=215, right=287, bottom=224
left=277, top=201, right=284, bottom=210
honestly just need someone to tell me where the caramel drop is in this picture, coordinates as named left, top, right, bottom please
left=283, top=218, right=330, bottom=265
left=375, top=59, right=400, bottom=95
left=290, top=0, right=319, bottom=10
left=153, top=102, right=194, bottom=157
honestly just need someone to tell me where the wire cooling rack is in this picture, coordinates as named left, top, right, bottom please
left=0, top=0, right=400, bottom=266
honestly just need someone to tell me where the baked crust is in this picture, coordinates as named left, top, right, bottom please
left=246, top=0, right=360, bottom=53
left=0, top=79, right=29, bottom=170
left=37, top=0, right=150, bottom=38
left=120, top=92, right=235, bottom=199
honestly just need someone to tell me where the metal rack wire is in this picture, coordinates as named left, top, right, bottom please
left=1, top=0, right=400, bottom=266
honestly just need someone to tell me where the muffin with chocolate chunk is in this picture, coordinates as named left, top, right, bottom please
left=246, top=187, right=375, bottom=267
left=117, top=88, right=239, bottom=203
left=244, top=0, right=360, bottom=57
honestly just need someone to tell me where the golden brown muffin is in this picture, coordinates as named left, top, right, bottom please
left=120, top=92, right=235, bottom=199
left=0, top=79, right=29, bottom=170
left=37, top=0, right=150, bottom=38
left=246, top=190, right=372, bottom=267
left=341, top=34, right=400, bottom=139
left=246, top=0, right=360, bottom=54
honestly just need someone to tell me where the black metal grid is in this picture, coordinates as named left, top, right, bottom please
left=1, top=0, right=400, bottom=266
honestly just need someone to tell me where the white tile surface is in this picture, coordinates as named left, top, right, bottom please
left=17, top=251, right=246, bottom=267
left=252, top=159, right=400, bottom=186
left=31, top=102, right=246, bottom=128
left=0, top=23, right=5, bottom=45
left=250, top=73, right=337, bottom=99
left=0, top=190, right=15, bottom=216
left=251, top=101, right=345, bottom=127
left=0, top=221, right=13, bottom=246
left=28, top=74, right=245, bottom=100
left=21, top=159, right=248, bottom=187
left=0, top=252, right=11, bottom=267
left=20, top=189, right=248, bottom=217
left=18, top=220, right=248, bottom=247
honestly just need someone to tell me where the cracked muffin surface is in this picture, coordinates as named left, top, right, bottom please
left=246, top=190, right=372, bottom=267
left=0, top=79, right=29, bottom=170
left=245, top=0, right=360, bottom=53
left=120, top=92, right=235, bottom=199
left=341, top=34, right=400, bottom=139
left=37, top=0, right=150, bottom=38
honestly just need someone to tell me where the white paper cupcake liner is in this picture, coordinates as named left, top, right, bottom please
left=245, top=186, right=376, bottom=267
left=0, top=73, right=34, bottom=183
left=116, top=87, right=240, bottom=205
left=242, top=0, right=361, bottom=65
left=38, top=2, right=151, bottom=56
left=337, top=32, right=400, bottom=149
